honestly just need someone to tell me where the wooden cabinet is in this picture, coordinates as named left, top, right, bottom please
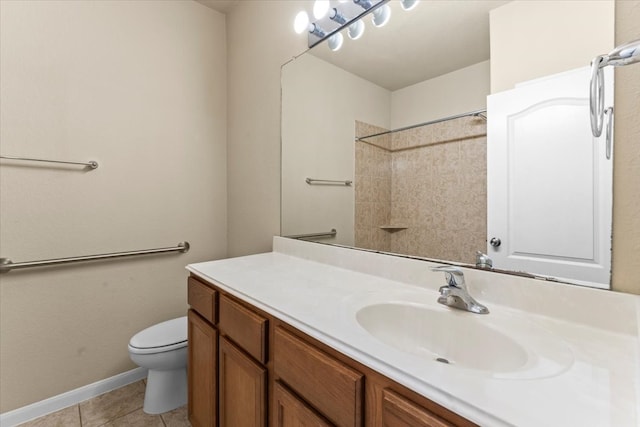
left=273, top=326, right=363, bottom=427
left=219, top=294, right=268, bottom=364
left=187, top=310, right=217, bottom=427
left=272, top=381, right=332, bottom=427
left=187, top=274, right=477, bottom=427
left=219, top=337, right=267, bottom=427
left=381, top=389, right=453, bottom=427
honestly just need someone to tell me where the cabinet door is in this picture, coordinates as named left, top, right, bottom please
left=188, top=310, right=217, bottom=427
left=382, top=389, right=453, bottom=427
left=219, top=336, right=267, bottom=427
left=273, top=381, right=332, bottom=427
left=274, top=327, right=363, bottom=427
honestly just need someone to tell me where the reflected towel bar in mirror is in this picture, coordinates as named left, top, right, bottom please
left=284, top=229, right=337, bottom=239
left=0, top=155, right=99, bottom=169
left=0, top=242, right=190, bottom=273
left=306, top=178, right=352, bottom=186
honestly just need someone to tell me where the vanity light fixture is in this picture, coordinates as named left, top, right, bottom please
left=328, top=32, right=344, bottom=51
left=329, top=8, right=348, bottom=25
left=400, top=0, right=419, bottom=11
left=353, top=0, right=374, bottom=10
left=293, top=11, right=310, bottom=34
left=347, top=19, right=365, bottom=40
left=294, top=0, right=401, bottom=49
left=371, top=4, right=391, bottom=27
left=294, top=11, right=328, bottom=38
left=313, top=0, right=330, bottom=19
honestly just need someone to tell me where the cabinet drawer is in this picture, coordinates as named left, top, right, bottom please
left=274, top=327, right=363, bottom=427
left=382, top=389, right=453, bottom=427
left=188, top=276, right=217, bottom=324
left=219, top=294, right=268, bottom=363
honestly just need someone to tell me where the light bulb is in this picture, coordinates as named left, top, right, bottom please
left=347, top=19, right=365, bottom=40
left=313, top=0, right=330, bottom=19
left=372, top=4, right=391, bottom=27
left=294, top=11, right=310, bottom=34
left=328, top=33, right=344, bottom=51
left=400, top=0, right=419, bottom=11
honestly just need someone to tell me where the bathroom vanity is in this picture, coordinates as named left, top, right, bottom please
left=186, top=237, right=640, bottom=427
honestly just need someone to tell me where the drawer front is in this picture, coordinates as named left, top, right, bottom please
left=219, top=294, right=268, bottom=363
left=188, top=276, right=217, bottom=324
left=274, top=326, right=363, bottom=427
left=382, top=389, right=453, bottom=427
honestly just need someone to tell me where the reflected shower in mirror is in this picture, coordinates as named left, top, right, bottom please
left=281, top=0, right=616, bottom=289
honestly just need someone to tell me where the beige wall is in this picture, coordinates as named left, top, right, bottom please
left=227, top=1, right=307, bottom=257
left=490, top=1, right=615, bottom=93
left=391, top=61, right=490, bottom=128
left=281, top=54, right=390, bottom=246
left=0, top=0, right=227, bottom=412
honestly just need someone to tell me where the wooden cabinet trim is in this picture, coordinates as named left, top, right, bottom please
left=188, top=276, right=217, bottom=324
left=274, top=326, right=364, bottom=427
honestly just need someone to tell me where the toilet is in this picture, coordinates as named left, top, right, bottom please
left=128, top=316, right=188, bottom=414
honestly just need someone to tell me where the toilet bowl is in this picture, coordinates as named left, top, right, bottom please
left=128, top=316, right=188, bottom=414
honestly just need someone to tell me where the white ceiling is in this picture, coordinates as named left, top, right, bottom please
left=194, top=0, right=509, bottom=91
left=308, top=0, right=509, bottom=91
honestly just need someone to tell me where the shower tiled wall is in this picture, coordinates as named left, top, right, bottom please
left=355, top=117, right=487, bottom=264
left=354, top=122, right=391, bottom=251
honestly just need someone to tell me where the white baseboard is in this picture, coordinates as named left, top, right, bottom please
left=0, top=367, right=147, bottom=427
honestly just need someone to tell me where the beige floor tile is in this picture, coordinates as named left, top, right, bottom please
left=101, top=409, right=164, bottom=427
left=161, top=405, right=190, bottom=427
left=18, top=405, right=81, bottom=427
left=79, top=380, right=146, bottom=427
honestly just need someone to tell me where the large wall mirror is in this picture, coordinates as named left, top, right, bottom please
left=281, top=0, right=616, bottom=289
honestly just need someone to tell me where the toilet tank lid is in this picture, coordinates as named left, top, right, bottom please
left=129, top=316, right=187, bottom=349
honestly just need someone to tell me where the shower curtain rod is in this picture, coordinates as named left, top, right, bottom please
left=356, top=108, right=487, bottom=141
left=0, top=242, right=190, bottom=273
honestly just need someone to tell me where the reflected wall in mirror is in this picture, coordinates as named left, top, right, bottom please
left=281, top=0, right=616, bottom=288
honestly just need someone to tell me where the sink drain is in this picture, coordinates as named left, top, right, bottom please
left=435, top=357, right=450, bottom=364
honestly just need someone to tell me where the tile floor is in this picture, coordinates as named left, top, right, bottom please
left=18, top=380, right=190, bottom=427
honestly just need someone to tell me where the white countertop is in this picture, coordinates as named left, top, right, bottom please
left=187, top=237, right=640, bottom=427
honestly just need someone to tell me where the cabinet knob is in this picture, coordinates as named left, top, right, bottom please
left=490, top=238, right=501, bottom=247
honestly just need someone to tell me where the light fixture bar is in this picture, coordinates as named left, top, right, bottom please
left=307, top=0, right=390, bottom=48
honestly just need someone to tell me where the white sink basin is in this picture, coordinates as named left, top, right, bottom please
left=356, top=302, right=574, bottom=379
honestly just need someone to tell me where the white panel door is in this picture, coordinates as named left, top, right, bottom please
left=487, top=67, right=613, bottom=288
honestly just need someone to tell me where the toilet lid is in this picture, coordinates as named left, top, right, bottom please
left=129, top=316, right=187, bottom=350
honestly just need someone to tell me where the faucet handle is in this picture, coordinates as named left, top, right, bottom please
left=431, top=266, right=466, bottom=289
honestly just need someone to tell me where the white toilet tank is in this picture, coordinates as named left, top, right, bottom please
left=128, top=316, right=187, bottom=355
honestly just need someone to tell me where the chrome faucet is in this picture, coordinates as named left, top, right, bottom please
left=431, top=266, right=489, bottom=314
